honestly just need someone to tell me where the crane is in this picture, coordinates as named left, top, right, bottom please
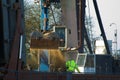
left=0, top=0, right=120, bottom=80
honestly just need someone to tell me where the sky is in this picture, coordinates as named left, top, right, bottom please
left=27, top=0, right=120, bottom=50
left=87, top=0, right=120, bottom=50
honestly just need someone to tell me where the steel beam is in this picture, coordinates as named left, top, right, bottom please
left=93, top=0, right=111, bottom=54
left=19, top=0, right=26, bottom=64
left=76, top=0, right=86, bottom=53
left=2, top=0, right=10, bottom=63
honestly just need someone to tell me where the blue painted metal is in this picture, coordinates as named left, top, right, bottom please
left=0, top=0, right=25, bottom=64
left=19, top=0, right=26, bottom=64
left=39, top=50, right=49, bottom=72
left=1, top=0, right=10, bottom=63
left=67, top=72, right=72, bottom=80
left=40, top=0, right=49, bottom=31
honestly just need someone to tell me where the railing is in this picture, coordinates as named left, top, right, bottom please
left=1, top=68, right=120, bottom=80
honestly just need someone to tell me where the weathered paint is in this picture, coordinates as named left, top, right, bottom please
left=1, top=0, right=10, bottom=63
left=61, top=0, right=78, bottom=47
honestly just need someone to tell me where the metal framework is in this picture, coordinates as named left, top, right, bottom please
left=93, top=0, right=111, bottom=54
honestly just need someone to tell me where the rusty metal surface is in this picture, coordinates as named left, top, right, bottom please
left=2, top=71, right=120, bottom=80
left=30, top=39, right=59, bottom=49
left=3, top=0, right=23, bottom=80
left=76, top=0, right=86, bottom=52
left=18, top=71, right=67, bottom=80
left=30, top=31, right=60, bottom=49
left=18, top=72, right=120, bottom=80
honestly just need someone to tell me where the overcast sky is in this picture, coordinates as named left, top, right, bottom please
left=87, top=0, right=120, bottom=50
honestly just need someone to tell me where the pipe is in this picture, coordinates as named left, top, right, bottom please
left=19, top=35, right=23, bottom=59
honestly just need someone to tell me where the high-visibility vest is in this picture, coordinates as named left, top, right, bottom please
left=66, top=60, right=77, bottom=72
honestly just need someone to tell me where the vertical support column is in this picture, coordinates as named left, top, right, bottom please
left=2, top=0, right=10, bottom=63
left=76, top=0, right=86, bottom=53
left=19, top=0, right=26, bottom=64
left=4, top=0, right=23, bottom=80
left=61, top=0, right=78, bottom=47
left=8, top=0, right=17, bottom=45
left=0, top=0, right=4, bottom=62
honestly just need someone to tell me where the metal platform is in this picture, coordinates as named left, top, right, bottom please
left=1, top=70, right=120, bottom=80
left=30, top=39, right=59, bottom=49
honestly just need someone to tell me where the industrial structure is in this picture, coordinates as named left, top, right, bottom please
left=0, top=0, right=120, bottom=80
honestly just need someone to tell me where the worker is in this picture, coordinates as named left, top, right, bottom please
left=66, top=60, right=80, bottom=73
left=40, top=0, right=50, bottom=33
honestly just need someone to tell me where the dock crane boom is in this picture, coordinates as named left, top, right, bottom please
left=93, top=0, right=111, bottom=54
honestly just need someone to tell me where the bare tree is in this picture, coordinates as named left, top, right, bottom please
left=24, top=0, right=40, bottom=51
